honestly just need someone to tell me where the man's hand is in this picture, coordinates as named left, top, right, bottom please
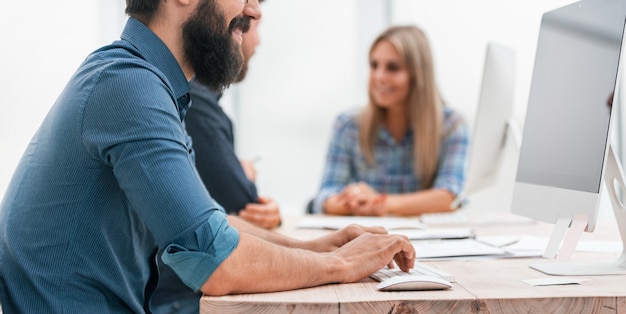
left=239, top=159, right=257, bottom=182
left=332, top=232, right=415, bottom=282
left=301, top=224, right=388, bottom=252
left=238, top=196, right=281, bottom=229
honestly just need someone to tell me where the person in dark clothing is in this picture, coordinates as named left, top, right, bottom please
left=184, top=5, right=281, bottom=230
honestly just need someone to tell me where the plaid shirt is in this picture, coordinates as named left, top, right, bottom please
left=312, top=107, right=469, bottom=214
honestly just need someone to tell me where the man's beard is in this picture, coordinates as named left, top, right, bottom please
left=235, top=61, right=249, bottom=83
left=183, top=0, right=250, bottom=92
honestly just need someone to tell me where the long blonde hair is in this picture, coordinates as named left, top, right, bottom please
left=359, top=25, right=443, bottom=189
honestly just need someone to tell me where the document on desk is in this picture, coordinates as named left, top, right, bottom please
left=297, top=216, right=425, bottom=230
left=389, top=228, right=475, bottom=240
left=477, top=235, right=623, bottom=257
left=478, top=235, right=545, bottom=258
left=412, top=238, right=509, bottom=259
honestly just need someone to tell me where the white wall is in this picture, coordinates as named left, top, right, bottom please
left=2, top=0, right=604, bottom=218
left=0, top=0, right=125, bottom=203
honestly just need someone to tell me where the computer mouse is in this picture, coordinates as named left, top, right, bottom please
left=376, top=275, right=453, bottom=291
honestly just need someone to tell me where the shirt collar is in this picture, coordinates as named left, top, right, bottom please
left=189, top=78, right=222, bottom=104
left=120, top=18, right=190, bottom=111
left=379, top=127, right=413, bottom=146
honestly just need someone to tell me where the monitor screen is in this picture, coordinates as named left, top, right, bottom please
left=516, top=0, right=625, bottom=193
left=512, top=0, right=626, bottom=231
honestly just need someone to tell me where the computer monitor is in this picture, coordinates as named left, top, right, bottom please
left=452, top=42, right=517, bottom=209
left=511, top=0, right=626, bottom=275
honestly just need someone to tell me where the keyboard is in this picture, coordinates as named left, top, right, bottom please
left=370, top=261, right=455, bottom=283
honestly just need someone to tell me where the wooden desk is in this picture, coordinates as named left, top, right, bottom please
left=200, top=215, right=626, bottom=313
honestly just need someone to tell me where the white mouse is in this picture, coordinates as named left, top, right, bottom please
left=376, top=275, right=453, bottom=291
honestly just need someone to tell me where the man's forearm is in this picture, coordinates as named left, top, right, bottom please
left=200, top=232, right=343, bottom=295
left=227, top=215, right=305, bottom=248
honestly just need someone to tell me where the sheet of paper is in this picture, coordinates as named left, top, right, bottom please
left=523, top=277, right=589, bottom=286
left=297, top=216, right=425, bottom=230
left=411, top=238, right=508, bottom=259
left=419, top=211, right=469, bottom=225
left=476, top=235, right=521, bottom=248
left=478, top=235, right=623, bottom=256
left=478, top=235, right=545, bottom=258
left=390, top=228, right=474, bottom=240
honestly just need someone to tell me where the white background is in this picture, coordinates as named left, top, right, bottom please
left=2, top=0, right=613, bottom=218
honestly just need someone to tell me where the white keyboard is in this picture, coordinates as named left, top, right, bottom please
left=370, top=261, right=455, bottom=283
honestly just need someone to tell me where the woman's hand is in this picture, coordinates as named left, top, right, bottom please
left=342, top=182, right=387, bottom=216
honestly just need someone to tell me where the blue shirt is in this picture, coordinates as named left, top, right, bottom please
left=0, top=18, right=239, bottom=313
left=313, top=107, right=469, bottom=214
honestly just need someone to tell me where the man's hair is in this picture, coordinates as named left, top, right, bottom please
left=125, top=0, right=161, bottom=21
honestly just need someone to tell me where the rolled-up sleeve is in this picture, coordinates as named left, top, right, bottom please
left=161, top=211, right=239, bottom=291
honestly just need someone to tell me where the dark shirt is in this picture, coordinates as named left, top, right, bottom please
left=185, top=78, right=258, bottom=213
left=0, top=17, right=239, bottom=313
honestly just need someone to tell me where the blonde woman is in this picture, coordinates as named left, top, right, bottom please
left=313, top=25, right=469, bottom=216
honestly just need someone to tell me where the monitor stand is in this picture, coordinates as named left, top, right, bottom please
left=530, top=144, right=626, bottom=276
